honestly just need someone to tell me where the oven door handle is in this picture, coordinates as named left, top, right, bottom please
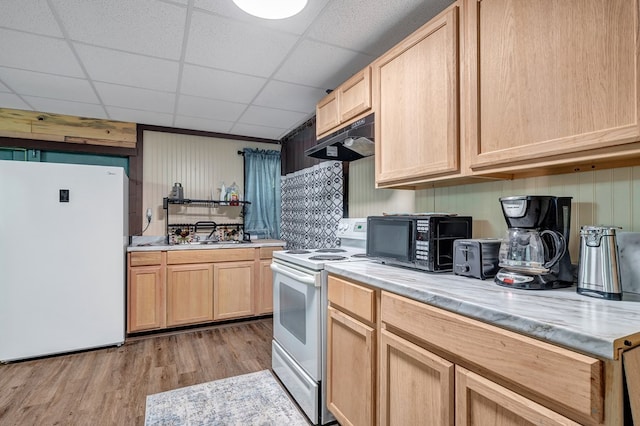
left=271, top=262, right=319, bottom=286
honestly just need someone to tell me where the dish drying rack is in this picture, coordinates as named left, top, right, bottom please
left=163, top=197, right=251, bottom=245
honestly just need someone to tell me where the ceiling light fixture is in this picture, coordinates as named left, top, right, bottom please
left=232, top=0, right=307, bottom=19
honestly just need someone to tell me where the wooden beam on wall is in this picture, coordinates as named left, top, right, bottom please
left=0, top=108, right=137, bottom=148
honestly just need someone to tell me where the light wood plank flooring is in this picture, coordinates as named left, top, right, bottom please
left=0, top=318, right=273, bottom=425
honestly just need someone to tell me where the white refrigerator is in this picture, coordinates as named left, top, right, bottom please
left=0, top=160, right=128, bottom=362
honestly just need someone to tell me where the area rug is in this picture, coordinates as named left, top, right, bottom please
left=144, top=370, right=309, bottom=425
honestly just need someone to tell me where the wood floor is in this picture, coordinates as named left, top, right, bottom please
left=0, top=318, right=274, bottom=425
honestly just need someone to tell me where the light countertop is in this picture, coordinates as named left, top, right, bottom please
left=324, top=261, right=640, bottom=360
left=127, top=239, right=285, bottom=252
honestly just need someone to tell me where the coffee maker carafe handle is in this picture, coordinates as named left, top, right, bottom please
left=540, top=229, right=566, bottom=269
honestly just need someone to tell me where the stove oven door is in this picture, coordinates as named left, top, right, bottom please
left=271, top=259, right=321, bottom=380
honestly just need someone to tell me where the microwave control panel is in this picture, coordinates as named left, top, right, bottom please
left=415, top=219, right=432, bottom=265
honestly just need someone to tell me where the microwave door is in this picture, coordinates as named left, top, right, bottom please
left=367, top=218, right=413, bottom=262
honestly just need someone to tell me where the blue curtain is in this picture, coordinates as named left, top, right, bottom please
left=243, top=148, right=281, bottom=239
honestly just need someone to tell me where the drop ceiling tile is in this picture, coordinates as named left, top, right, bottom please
left=180, top=64, right=266, bottom=104
left=177, top=95, right=246, bottom=122
left=274, top=39, right=374, bottom=90
left=307, top=0, right=453, bottom=55
left=22, top=96, right=107, bottom=119
left=239, top=105, right=308, bottom=129
left=75, top=44, right=180, bottom=92
left=94, top=82, right=176, bottom=114
left=174, top=115, right=234, bottom=134
left=50, top=0, right=186, bottom=60
left=193, top=0, right=329, bottom=35
left=254, top=80, right=325, bottom=113
left=1, top=0, right=63, bottom=37
left=106, top=106, right=174, bottom=127
left=0, top=93, right=31, bottom=110
left=0, top=29, right=85, bottom=78
left=185, top=11, right=298, bottom=77
left=230, top=122, right=287, bottom=140
left=0, top=67, right=98, bottom=103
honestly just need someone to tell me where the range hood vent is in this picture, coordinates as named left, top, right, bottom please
left=305, top=113, right=374, bottom=161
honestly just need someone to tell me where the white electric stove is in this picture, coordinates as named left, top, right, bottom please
left=271, top=218, right=369, bottom=425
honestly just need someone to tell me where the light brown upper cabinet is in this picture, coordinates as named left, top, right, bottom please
left=373, top=3, right=461, bottom=188
left=465, top=0, right=640, bottom=176
left=316, top=67, right=372, bottom=137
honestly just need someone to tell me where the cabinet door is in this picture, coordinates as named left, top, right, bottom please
left=128, top=265, right=165, bottom=332
left=339, top=67, right=372, bottom=122
left=455, top=366, right=580, bottom=425
left=213, top=261, right=254, bottom=320
left=327, top=306, right=375, bottom=426
left=623, top=346, right=640, bottom=424
left=256, top=259, right=273, bottom=315
left=373, top=5, right=459, bottom=186
left=316, top=91, right=340, bottom=136
left=467, top=0, right=640, bottom=172
left=379, top=329, right=454, bottom=426
left=166, top=263, right=213, bottom=326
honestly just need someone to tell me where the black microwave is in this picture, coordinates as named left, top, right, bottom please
left=366, top=215, right=473, bottom=272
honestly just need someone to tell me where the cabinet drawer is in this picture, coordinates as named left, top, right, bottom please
left=167, top=248, right=255, bottom=264
left=381, top=291, right=604, bottom=423
left=129, top=251, right=163, bottom=266
left=260, top=246, right=284, bottom=259
left=328, top=275, right=376, bottom=324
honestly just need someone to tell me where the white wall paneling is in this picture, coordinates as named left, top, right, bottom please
left=347, top=156, right=415, bottom=217
left=142, top=130, right=280, bottom=236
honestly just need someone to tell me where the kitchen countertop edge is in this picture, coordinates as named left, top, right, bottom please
left=127, top=239, right=286, bottom=252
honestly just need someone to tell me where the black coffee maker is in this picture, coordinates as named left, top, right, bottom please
left=495, top=195, right=573, bottom=289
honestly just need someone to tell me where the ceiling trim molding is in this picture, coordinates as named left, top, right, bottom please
left=138, top=123, right=280, bottom=144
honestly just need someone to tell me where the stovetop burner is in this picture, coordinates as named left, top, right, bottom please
left=308, top=255, right=348, bottom=261
left=351, top=253, right=368, bottom=258
left=286, top=249, right=312, bottom=254
left=315, top=248, right=347, bottom=253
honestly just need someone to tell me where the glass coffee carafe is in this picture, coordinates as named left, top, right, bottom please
left=498, top=228, right=566, bottom=275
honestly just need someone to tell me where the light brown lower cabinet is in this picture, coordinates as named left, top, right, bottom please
left=326, top=306, right=376, bottom=426
left=213, top=261, right=254, bottom=320
left=256, top=246, right=283, bottom=315
left=127, top=251, right=166, bottom=333
left=326, top=275, right=378, bottom=426
left=455, top=366, right=579, bottom=425
left=379, top=325, right=579, bottom=426
left=379, top=291, right=624, bottom=425
left=326, top=274, right=631, bottom=426
left=128, top=264, right=165, bottom=332
left=379, top=328, right=454, bottom=426
left=256, top=259, right=274, bottom=315
left=166, top=263, right=214, bottom=326
left=127, top=245, right=283, bottom=333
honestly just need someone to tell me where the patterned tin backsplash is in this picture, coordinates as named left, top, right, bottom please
left=280, top=161, right=343, bottom=250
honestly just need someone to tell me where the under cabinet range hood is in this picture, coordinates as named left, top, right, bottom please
left=305, top=113, right=374, bottom=161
